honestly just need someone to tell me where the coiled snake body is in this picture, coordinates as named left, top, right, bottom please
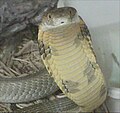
left=38, top=7, right=107, bottom=112
left=0, top=69, right=58, bottom=103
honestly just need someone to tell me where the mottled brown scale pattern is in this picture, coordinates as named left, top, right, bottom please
left=84, top=63, right=96, bottom=84
left=100, top=84, right=107, bottom=97
left=62, top=80, right=80, bottom=93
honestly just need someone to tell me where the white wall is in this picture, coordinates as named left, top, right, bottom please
left=58, top=0, right=120, bottom=88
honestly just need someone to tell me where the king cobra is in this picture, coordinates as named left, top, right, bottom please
left=38, top=7, right=107, bottom=112
left=0, top=7, right=107, bottom=112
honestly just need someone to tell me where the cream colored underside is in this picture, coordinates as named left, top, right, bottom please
left=38, top=20, right=107, bottom=112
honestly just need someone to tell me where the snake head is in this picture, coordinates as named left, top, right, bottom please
left=40, top=7, right=80, bottom=30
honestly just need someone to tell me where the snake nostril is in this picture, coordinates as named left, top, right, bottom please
left=61, top=22, right=64, bottom=24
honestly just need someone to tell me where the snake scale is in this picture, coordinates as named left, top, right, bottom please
left=38, top=7, right=107, bottom=112
left=0, top=69, right=59, bottom=103
left=12, top=97, right=78, bottom=113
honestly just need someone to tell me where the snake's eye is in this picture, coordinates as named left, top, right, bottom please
left=48, top=14, right=52, bottom=19
left=69, top=9, right=76, bottom=17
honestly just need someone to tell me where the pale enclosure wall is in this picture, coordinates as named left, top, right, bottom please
left=58, top=0, right=120, bottom=88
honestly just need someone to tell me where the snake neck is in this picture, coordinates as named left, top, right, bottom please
left=42, top=22, right=81, bottom=53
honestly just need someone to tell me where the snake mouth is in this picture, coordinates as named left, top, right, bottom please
left=40, top=7, right=80, bottom=31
